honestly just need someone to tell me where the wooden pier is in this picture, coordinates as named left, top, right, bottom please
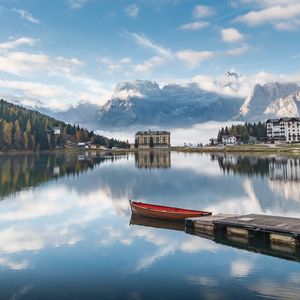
left=185, top=214, right=300, bottom=247
left=130, top=212, right=300, bottom=262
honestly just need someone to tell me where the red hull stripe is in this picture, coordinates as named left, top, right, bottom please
left=131, top=201, right=210, bottom=215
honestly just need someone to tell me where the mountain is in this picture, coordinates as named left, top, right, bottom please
left=54, top=101, right=100, bottom=128
left=237, top=82, right=300, bottom=122
left=47, top=80, right=243, bottom=129
left=97, top=80, right=243, bottom=128
left=6, top=78, right=300, bottom=130
left=264, top=91, right=300, bottom=119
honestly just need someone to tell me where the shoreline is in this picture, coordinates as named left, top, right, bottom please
left=172, top=144, right=300, bottom=156
left=1, top=144, right=300, bottom=156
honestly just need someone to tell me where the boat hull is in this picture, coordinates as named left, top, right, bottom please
left=130, top=201, right=211, bottom=220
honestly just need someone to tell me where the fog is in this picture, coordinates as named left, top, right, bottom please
left=96, top=121, right=242, bottom=146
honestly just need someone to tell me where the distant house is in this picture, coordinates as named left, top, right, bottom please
left=266, top=117, right=300, bottom=143
left=135, top=130, right=171, bottom=149
left=53, top=127, right=61, bottom=135
left=222, top=135, right=237, bottom=144
left=77, top=142, right=85, bottom=148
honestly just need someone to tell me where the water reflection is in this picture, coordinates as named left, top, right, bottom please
left=130, top=214, right=300, bottom=264
left=0, top=152, right=300, bottom=299
left=214, top=153, right=300, bottom=181
left=135, top=150, right=171, bottom=169
left=0, top=152, right=124, bottom=199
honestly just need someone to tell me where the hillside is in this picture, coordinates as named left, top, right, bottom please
left=0, top=99, right=129, bottom=151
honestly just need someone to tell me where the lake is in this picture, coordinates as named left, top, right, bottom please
left=0, top=151, right=300, bottom=300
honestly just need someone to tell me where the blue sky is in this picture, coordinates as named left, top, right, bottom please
left=0, top=0, right=300, bottom=109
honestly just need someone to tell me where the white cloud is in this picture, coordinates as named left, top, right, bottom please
left=127, top=32, right=171, bottom=57
left=0, top=51, right=49, bottom=75
left=176, top=50, right=214, bottom=68
left=178, top=21, right=209, bottom=31
left=125, top=4, right=139, bottom=18
left=235, top=3, right=300, bottom=30
left=112, top=89, right=144, bottom=100
left=12, top=8, right=40, bottom=24
left=66, top=0, right=90, bottom=9
left=193, top=5, right=215, bottom=18
left=0, top=257, right=29, bottom=270
left=0, top=50, right=84, bottom=77
left=226, top=45, right=249, bottom=56
left=191, top=71, right=300, bottom=100
left=0, top=79, right=70, bottom=99
left=126, top=31, right=216, bottom=71
left=100, top=56, right=133, bottom=74
left=134, top=56, right=166, bottom=73
left=221, top=28, right=244, bottom=43
left=230, top=259, right=254, bottom=278
left=0, top=37, right=36, bottom=50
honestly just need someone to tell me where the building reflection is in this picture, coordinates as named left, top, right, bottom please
left=212, top=154, right=300, bottom=181
left=269, top=158, right=300, bottom=181
left=135, top=150, right=171, bottom=169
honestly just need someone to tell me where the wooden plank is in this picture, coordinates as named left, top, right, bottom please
left=187, top=214, right=236, bottom=225
left=213, top=214, right=300, bottom=236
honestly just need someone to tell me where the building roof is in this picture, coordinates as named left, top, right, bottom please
left=222, top=135, right=236, bottom=139
left=135, top=130, right=170, bottom=135
left=266, top=117, right=300, bottom=123
left=266, top=118, right=280, bottom=123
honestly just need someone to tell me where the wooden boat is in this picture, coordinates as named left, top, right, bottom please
left=129, top=200, right=212, bottom=220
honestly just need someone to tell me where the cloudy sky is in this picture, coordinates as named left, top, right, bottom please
left=0, top=0, right=300, bottom=110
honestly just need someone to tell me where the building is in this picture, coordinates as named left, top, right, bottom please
left=135, top=130, right=171, bottom=148
left=53, top=127, right=61, bottom=135
left=266, top=117, right=300, bottom=143
left=222, top=135, right=237, bottom=144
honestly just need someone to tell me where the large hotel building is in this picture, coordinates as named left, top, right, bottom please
left=135, top=130, right=171, bottom=148
left=266, top=117, right=300, bottom=143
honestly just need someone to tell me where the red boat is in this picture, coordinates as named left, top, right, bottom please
left=129, top=200, right=211, bottom=220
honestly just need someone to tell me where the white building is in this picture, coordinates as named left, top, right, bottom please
left=53, top=127, right=61, bottom=135
left=266, top=117, right=300, bottom=143
left=222, top=135, right=237, bottom=144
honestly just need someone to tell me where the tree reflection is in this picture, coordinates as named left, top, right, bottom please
left=0, top=152, right=123, bottom=199
left=212, top=154, right=300, bottom=181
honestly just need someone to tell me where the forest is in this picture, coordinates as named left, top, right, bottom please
left=0, top=99, right=129, bottom=151
left=217, top=122, right=267, bottom=143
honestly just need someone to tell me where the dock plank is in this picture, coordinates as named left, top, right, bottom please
left=213, top=214, right=300, bottom=236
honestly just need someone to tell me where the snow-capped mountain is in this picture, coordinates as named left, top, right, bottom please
left=264, top=91, right=300, bottom=119
left=96, top=80, right=243, bottom=128
left=237, top=82, right=300, bottom=121
left=5, top=76, right=300, bottom=129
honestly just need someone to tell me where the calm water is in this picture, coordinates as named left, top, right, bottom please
left=0, top=151, right=300, bottom=300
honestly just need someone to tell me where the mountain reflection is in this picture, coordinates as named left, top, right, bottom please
left=213, top=154, right=300, bottom=181
left=0, top=152, right=123, bottom=199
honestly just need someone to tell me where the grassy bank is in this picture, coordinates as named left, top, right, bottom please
left=172, top=144, right=300, bottom=156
